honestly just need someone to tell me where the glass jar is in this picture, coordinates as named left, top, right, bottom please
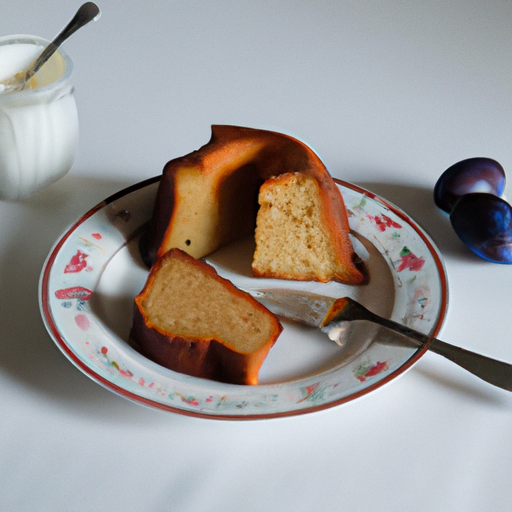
left=0, top=34, right=79, bottom=200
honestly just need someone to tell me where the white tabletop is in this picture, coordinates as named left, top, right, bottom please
left=2, top=1, right=512, bottom=511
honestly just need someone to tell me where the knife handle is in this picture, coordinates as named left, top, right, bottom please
left=325, top=298, right=512, bottom=392
left=428, top=338, right=512, bottom=391
left=366, top=311, right=512, bottom=391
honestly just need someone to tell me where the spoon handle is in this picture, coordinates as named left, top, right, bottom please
left=28, top=2, right=100, bottom=78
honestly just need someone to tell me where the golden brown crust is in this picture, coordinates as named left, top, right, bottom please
left=139, top=125, right=366, bottom=285
left=130, top=248, right=282, bottom=385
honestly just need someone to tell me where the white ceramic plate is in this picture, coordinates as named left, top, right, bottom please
left=39, top=177, right=448, bottom=419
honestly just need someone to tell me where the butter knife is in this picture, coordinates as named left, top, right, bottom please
left=246, top=288, right=512, bottom=392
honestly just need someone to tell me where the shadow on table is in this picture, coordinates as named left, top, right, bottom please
left=413, top=364, right=506, bottom=405
left=0, top=171, right=168, bottom=423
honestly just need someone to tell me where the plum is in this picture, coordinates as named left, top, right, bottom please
left=450, top=193, right=512, bottom=263
left=434, top=157, right=506, bottom=213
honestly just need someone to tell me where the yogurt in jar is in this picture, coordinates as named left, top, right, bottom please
left=0, top=35, right=78, bottom=200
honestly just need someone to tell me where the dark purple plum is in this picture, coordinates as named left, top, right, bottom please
left=434, top=157, right=506, bottom=213
left=450, top=193, right=512, bottom=263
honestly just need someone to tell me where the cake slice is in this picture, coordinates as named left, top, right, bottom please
left=130, top=248, right=283, bottom=385
left=139, top=125, right=366, bottom=286
left=252, top=172, right=361, bottom=283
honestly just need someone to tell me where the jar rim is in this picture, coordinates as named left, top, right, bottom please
left=0, top=34, right=74, bottom=105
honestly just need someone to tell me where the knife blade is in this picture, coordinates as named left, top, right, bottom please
left=243, top=288, right=355, bottom=346
left=245, top=288, right=335, bottom=327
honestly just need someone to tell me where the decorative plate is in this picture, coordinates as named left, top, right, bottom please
left=39, top=177, right=448, bottom=419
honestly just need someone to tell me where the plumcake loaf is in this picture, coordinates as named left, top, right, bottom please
left=139, top=125, right=366, bottom=285
left=130, top=248, right=283, bottom=385
left=253, top=172, right=360, bottom=283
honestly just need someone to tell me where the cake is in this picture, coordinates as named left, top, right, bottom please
left=129, top=248, right=283, bottom=385
left=252, top=172, right=359, bottom=282
left=139, top=125, right=366, bottom=285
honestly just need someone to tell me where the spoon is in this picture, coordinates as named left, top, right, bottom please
left=1, top=2, right=100, bottom=93
left=248, top=288, right=512, bottom=392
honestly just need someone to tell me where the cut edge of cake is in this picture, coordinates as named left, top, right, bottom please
left=129, top=248, right=283, bottom=385
left=252, top=172, right=363, bottom=283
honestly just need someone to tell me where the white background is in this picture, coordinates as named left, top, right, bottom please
left=1, top=1, right=512, bottom=511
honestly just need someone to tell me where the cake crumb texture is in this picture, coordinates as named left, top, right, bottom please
left=253, top=172, right=358, bottom=283
left=130, top=248, right=282, bottom=384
